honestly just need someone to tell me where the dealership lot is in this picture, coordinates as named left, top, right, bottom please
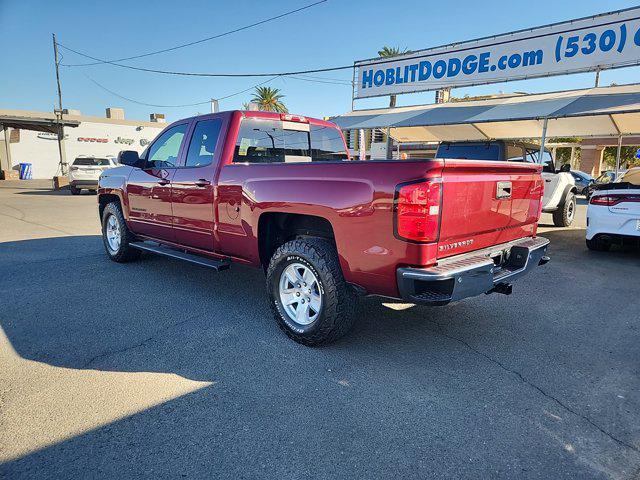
left=0, top=186, right=639, bottom=479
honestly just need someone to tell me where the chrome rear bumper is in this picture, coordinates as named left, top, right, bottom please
left=396, top=236, right=550, bottom=305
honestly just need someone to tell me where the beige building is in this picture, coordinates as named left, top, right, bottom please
left=0, top=108, right=166, bottom=179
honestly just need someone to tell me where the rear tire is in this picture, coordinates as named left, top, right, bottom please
left=553, top=192, right=576, bottom=227
left=101, top=202, right=141, bottom=262
left=266, top=238, right=357, bottom=346
left=586, top=236, right=611, bottom=252
left=70, top=185, right=81, bottom=195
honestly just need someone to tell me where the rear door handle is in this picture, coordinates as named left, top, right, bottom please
left=194, top=179, right=211, bottom=187
left=157, top=179, right=170, bottom=186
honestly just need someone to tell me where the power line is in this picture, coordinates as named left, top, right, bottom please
left=58, top=41, right=356, bottom=77
left=289, top=75, right=352, bottom=86
left=83, top=74, right=280, bottom=108
left=62, top=0, right=327, bottom=67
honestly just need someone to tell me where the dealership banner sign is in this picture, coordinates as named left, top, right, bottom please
left=354, top=7, right=640, bottom=99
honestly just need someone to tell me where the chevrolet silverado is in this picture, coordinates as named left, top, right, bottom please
left=98, top=110, right=550, bottom=345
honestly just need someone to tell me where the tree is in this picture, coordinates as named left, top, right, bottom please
left=377, top=46, right=409, bottom=108
left=250, top=87, right=288, bottom=113
left=603, top=145, right=640, bottom=169
left=377, top=46, right=409, bottom=159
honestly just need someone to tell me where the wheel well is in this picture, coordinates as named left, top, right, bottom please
left=258, top=213, right=336, bottom=267
left=98, top=194, right=121, bottom=220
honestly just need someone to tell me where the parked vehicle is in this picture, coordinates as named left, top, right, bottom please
left=585, top=170, right=626, bottom=199
left=586, top=181, right=640, bottom=251
left=98, top=111, right=550, bottom=345
left=570, top=170, right=593, bottom=195
left=620, top=166, right=640, bottom=184
left=69, top=156, right=118, bottom=195
left=436, top=141, right=577, bottom=226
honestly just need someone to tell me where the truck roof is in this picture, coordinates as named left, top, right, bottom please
left=168, top=110, right=339, bottom=129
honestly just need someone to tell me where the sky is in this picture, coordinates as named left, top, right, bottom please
left=1, top=0, right=640, bottom=123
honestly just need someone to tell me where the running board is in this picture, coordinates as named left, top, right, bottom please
left=130, top=241, right=231, bottom=271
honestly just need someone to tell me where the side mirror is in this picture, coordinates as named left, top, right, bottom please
left=560, top=163, right=571, bottom=173
left=117, top=150, right=144, bottom=168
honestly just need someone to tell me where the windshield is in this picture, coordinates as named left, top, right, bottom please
left=73, top=157, right=112, bottom=166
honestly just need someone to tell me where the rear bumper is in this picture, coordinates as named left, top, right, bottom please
left=69, top=179, right=99, bottom=187
left=397, top=236, right=550, bottom=305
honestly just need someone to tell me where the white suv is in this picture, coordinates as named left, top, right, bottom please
left=586, top=170, right=640, bottom=251
left=68, top=156, right=117, bottom=195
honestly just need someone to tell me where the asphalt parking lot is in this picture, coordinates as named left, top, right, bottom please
left=1, top=184, right=639, bottom=479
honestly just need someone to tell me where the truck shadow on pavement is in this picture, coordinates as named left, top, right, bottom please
left=1, top=232, right=639, bottom=479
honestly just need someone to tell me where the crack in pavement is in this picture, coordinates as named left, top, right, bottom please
left=424, top=322, right=640, bottom=455
left=80, top=316, right=199, bottom=370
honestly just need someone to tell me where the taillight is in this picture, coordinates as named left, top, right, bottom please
left=590, top=194, right=640, bottom=206
left=395, top=180, right=441, bottom=242
left=280, top=113, right=308, bottom=123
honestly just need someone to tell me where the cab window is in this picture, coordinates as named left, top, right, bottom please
left=146, top=124, right=187, bottom=168
left=525, top=148, right=555, bottom=172
left=310, top=125, right=348, bottom=161
left=436, top=143, right=500, bottom=160
left=233, top=118, right=312, bottom=163
left=184, top=119, right=222, bottom=167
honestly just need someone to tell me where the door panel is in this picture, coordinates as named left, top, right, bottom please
left=125, top=122, right=189, bottom=242
left=127, top=168, right=176, bottom=241
left=171, top=118, right=224, bottom=251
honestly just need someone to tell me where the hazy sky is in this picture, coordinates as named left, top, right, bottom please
left=1, top=0, right=639, bottom=122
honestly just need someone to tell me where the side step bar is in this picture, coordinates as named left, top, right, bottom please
left=130, top=241, right=231, bottom=271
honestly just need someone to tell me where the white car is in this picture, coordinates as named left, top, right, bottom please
left=586, top=177, right=640, bottom=251
left=68, top=156, right=118, bottom=195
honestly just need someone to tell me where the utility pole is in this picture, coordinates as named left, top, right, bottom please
left=52, top=33, right=67, bottom=176
left=594, top=68, right=600, bottom=87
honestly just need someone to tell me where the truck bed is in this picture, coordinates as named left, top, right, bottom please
left=216, top=158, right=543, bottom=298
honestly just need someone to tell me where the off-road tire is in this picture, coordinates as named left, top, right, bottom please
left=70, top=185, right=81, bottom=195
left=553, top=192, right=576, bottom=227
left=586, top=236, right=611, bottom=252
left=101, top=202, right=141, bottom=262
left=266, top=238, right=357, bottom=346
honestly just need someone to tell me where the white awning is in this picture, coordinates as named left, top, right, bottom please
left=332, top=84, right=640, bottom=142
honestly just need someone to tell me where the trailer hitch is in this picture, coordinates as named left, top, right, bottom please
left=487, top=282, right=513, bottom=296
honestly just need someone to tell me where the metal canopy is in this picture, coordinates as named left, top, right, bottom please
left=0, top=109, right=80, bottom=133
left=332, top=84, right=640, bottom=142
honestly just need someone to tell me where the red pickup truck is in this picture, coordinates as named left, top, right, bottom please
left=98, top=110, right=549, bottom=345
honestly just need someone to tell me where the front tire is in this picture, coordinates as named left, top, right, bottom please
left=553, top=192, right=576, bottom=227
left=101, top=202, right=141, bottom=262
left=266, top=238, right=357, bottom=346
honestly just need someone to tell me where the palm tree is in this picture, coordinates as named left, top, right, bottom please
left=250, top=86, right=288, bottom=113
left=378, top=46, right=408, bottom=159
left=378, top=46, right=409, bottom=108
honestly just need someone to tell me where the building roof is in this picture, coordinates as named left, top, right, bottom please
left=332, top=83, right=640, bottom=142
left=0, top=109, right=166, bottom=133
left=0, top=109, right=80, bottom=133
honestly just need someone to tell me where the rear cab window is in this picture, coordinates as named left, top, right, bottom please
left=436, top=143, right=501, bottom=160
left=73, top=157, right=111, bottom=166
left=233, top=117, right=348, bottom=164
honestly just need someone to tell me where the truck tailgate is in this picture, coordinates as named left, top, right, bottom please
left=437, top=159, right=543, bottom=259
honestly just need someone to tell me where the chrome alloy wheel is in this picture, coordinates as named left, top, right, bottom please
left=106, top=214, right=122, bottom=252
left=279, top=263, right=322, bottom=325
